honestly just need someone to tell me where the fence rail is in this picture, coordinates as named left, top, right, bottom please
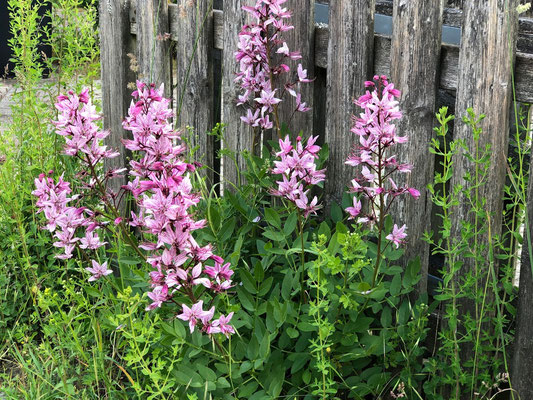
left=99, top=1, right=533, bottom=396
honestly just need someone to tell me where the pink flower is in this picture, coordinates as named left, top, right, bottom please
left=208, top=312, right=235, bottom=337
left=235, top=1, right=311, bottom=131
left=146, top=285, right=169, bottom=311
left=122, top=82, right=235, bottom=325
left=386, top=224, right=407, bottom=248
left=346, top=198, right=362, bottom=220
left=177, top=300, right=215, bottom=333
left=297, top=64, right=312, bottom=83
left=408, top=187, right=420, bottom=199
left=271, top=135, right=325, bottom=218
left=345, top=76, right=419, bottom=231
left=85, top=260, right=113, bottom=282
left=79, top=230, right=106, bottom=250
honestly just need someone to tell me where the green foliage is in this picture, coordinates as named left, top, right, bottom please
left=44, top=0, right=100, bottom=93
left=1, top=2, right=528, bottom=397
left=0, top=0, right=101, bottom=396
left=423, top=107, right=519, bottom=400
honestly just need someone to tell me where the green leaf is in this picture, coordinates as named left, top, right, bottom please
left=258, top=276, right=273, bottom=296
left=287, top=327, right=299, bottom=339
left=239, top=382, right=259, bottom=397
left=380, top=306, right=392, bottom=328
left=84, top=286, right=101, bottom=298
left=246, top=336, right=260, bottom=360
left=237, top=287, right=255, bottom=311
left=330, top=202, right=343, bottom=223
left=290, top=354, right=309, bottom=374
left=389, top=273, right=401, bottom=296
left=398, top=300, right=410, bottom=325
left=284, top=212, right=298, bottom=236
left=173, top=319, right=186, bottom=338
left=318, top=221, right=331, bottom=241
left=281, top=271, right=294, bottom=300
left=259, top=333, right=271, bottom=359
left=219, top=217, right=236, bottom=243
left=254, top=261, right=265, bottom=282
left=263, top=230, right=285, bottom=242
left=404, top=256, right=421, bottom=288
left=119, top=257, right=140, bottom=265
left=297, top=321, right=316, bottom=332
left=240, top=268, right=257, bottom=294
left=336, top=221, right=349, bottom=235
left=264, top=208, right=281, bottom=228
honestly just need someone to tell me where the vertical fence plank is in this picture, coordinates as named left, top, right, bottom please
left=513, top=155, right=533, bottom=399
left=221, top=1, right=252, bottom=188
left=173, top=2, right=215, bottom=184
left=136, top=0, right=171, bottom=96
left=99, top=0, right=136, bottom=211
left=275, top=0, right=315, bottom=138
left=324, top=0, right=375, bottom=206
left=390, top=0, right=444, bottom=294
left=451, top=0, right=517, bottom=372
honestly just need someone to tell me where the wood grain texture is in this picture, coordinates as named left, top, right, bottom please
left=450, top=0, right=517, bottom=378
left=512, top=161, right=533, bottom=400
left=324, top=0, right=375, bottom=206
left=173, top=1, right=216, bottom=185
left=390, top=0, right=443, bottom=294
left=99, top=0, right=136, bottom=213
left=221, top=0, right=253, bottom=189
left=131, top=7, right=533, bottom=103
left=274, top=1, right=315, bottom=139
left=136, top=0, right=171, bottom=96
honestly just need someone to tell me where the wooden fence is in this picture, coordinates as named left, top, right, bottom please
left=99, top=0, right=533, bottom=396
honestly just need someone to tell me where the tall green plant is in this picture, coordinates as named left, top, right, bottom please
left=423, top=107, right=517, bottom=400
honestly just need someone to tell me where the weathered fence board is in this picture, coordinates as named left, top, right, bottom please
left=324, top=0, right=375, bottom=205
left=99, top=0, right=136, bottom=212
left=173, top=1, right=216, bottom=184
left=136, top=0, right=171, bottom=97
left=513, top=159, right=533, bottom=400
left=130, top=7, right=533, bottom=103
left=274, top=1, right=315, bottom=139
left=221, top=0, right=252, bottom=188
left=450, top=0, right=518, bottom=378
left=390, top=0, right=443, bottom=295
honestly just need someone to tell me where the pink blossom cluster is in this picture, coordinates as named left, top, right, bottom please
left=54, top=88, right=119, bottom=164
left=345, top=75, right=419, bottom=248
left=271, top=135, right=325, bottom=217
left=33, top=89, right=116, bottom=280
left=33, top=171, right=107, bottom=260
left=235, top=0, right=311, bottom=131
left=122, top=81, right=234, bottom=335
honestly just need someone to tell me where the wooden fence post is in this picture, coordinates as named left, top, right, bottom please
left=136, top=0, right=171, bottom=96
left=512, top=153, right=533, bottom=400
left=390, top=0, right=444, bottom=294
left=173, top=1, right=216, bottom=184
left=324, top=0, right=375, bottom=206
left=221, top=1, right=252, bottom=189
left=99, top=0, right=136, bottom=211
left=450, top=0, right=517, bottom=378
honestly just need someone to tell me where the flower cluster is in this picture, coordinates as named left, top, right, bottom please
left=54, top=88, right=119, bottom=164
left=122, top=81, right=234, bottom=335
left=235, top=0, right=311, bottom=132
left=271, top=135, right=325, bottom=217
left=345, top=75, right=419, bottom=247
left=33, top=171, right=102, bottom=260
left=33, top=89, right=117, bottom=273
